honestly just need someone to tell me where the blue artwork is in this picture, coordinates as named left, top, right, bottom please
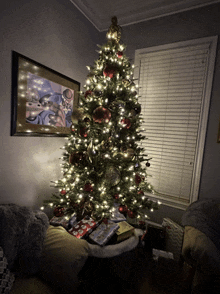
left=26, top=73, right=74, bottom=127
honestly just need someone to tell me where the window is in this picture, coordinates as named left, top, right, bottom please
left=134, top=36, right=217, bottom=209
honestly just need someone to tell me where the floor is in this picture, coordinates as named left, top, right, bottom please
left=78, top=244, right=194, bottom=294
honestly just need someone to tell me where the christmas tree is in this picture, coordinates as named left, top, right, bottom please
left=43, top=17, right=160, bottom=223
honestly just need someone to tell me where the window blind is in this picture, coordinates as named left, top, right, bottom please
left=135, top=37, right=217, bottom=208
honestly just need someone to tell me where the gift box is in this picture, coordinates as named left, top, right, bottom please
left=89, top=221, right=119, bottom=246
left=116, top=221, right=134, bottom=242
left=50, top=215, right=69, bottom=229
left=109, top=205, right=126, bottom=223
left=68, top=217, right=98, bottom=239
left=68, top=214, right=77, bottom=228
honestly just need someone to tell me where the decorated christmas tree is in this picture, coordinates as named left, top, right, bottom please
left=43, top=17, right=160, bottom=223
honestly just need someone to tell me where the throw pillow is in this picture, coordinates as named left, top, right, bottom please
left=39, top=225, right=89, bottom=293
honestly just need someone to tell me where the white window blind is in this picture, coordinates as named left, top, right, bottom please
left=134, top=37, right=217, bottom=209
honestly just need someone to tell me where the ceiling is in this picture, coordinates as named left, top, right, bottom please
left=69, top=0, right=220, bottom=31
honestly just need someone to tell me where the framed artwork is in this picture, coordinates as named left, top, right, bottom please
left=11, top=51, right=80, bottom=136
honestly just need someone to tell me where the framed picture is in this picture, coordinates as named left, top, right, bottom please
left=11, top=51, right=80, bottom=136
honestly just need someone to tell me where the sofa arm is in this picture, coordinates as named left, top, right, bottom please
left=182, top=226, right=220, bottom=275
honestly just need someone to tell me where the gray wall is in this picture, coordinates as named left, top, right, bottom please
left=1, top=0, right=220, bottom=225
left=0, top=0, right=103, bottom=209
left=121, top=3, right=220, bottom=224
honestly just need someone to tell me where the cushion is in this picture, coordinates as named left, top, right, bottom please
left=10, top=276, right=54, bottom=294
left=182, top=226, right=220, bottom=275
left=39, top=225, right=89, bottom=294
left=0, top=204, right=49, bottom=275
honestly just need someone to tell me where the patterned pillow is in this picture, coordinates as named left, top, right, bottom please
left=0, top=246, right=15, bottom=293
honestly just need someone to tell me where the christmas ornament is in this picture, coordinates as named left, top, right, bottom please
left=103, top=65, right=116, bottom=78
left=135, top=174, right=142, bottom=185
left=146, top=162, right=151, bottom=167
left=127, top=209, right=135, bottom=218
left=121, top=118, right=131, bottom=129
left=122, top=79, right=130, bottom=87
left=106, top=16, right=121, bottom=43
left=104, top=166, right=121, bottom=186
left=54, top=206, right=65, bottom=217
left=84, top=90, right=93, bottom=98
left=113, top=193, right=119, bottom=200
left=117, top=51, right=123, bottom=58
left=118, top=205, right=128, bottom=214
left=130, top=104, right=141, bottom=117
left=79, top=127, right=88, bottom=138
left=134, top=104, right=141, bottom=115
left=60, top=189, right=66, bottom=195
left=138, top=190, right=144, bottom=196
left=84, top=183, right=93, bottom=192
left=93, top=106, right=111, bottom=123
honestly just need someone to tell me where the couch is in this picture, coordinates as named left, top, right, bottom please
left=181, top=199, right=220, bottom=294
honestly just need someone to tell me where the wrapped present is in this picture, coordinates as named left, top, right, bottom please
left=89, top=221, right=119, bottom=246
left=68, top=214, right=77, bottom=228
left=50, top=215, right=69, bottom=229
left=68, top=217, right=98, bottom=239
left=109, top=205, right=126, bottom=223
left=116, top=221, right=134, bottom=242
left=162, top=218, right=184, bottom=261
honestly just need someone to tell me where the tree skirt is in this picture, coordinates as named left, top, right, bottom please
left=87, top=229, right=143, bottom=258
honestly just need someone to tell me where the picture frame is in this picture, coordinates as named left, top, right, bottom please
left=11, top=51, right=80, bottom=136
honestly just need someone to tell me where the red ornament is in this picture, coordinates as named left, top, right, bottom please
left=54, top=207, right=65, bottom=217
left=93, top=106, right=111, bottom=123
left=118, top=205, right=128, bottom=214
left=103, top=66, right=116, bottom=78
left=85, top=90, right=92, bottom=98
left=60, top=189, right=66, bottom=195
left=84, top=183, right=93, bottom=192
left=121, top=118, right=131, bottom=129
left=79, top=127, right=88, bottom=137
left=138, top=190, right=144, bottom=195
left=127, top=209, right=135, bottom=218
left=117, top=51, right=123, bottom=58
left=113, top=193, right=119, bottom=200
left=135, top=174, right=142, bottom=185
